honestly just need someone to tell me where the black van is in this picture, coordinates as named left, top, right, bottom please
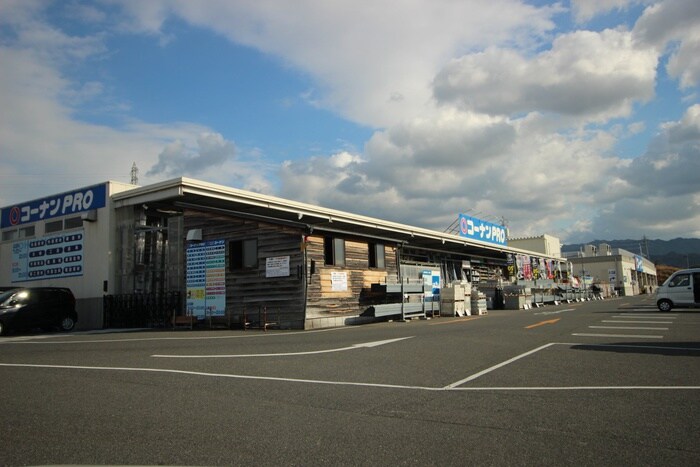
left=0, top=287, right=77, bottom=335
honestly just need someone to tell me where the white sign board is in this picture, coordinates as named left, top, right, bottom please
left=266, top=256, right=290, bottom=278
left=331, top=271, right=348, bottom=291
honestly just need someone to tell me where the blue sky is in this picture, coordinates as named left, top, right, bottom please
left=1, top=0, right=699, bottom=243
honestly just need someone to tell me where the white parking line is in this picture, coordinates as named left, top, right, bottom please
left=534, top=308, right=574, bottom=316
left=1, top=362, right=699, bottom=392
left=0, top=326, right=352, bottom=345
left=612, top=315, right=676, bottom=319
left=602, top=320, right=673, bottom=324
left=2, top=342, right=698, bottom=392
left=589, top=326, right=668, bottom=330
left=151, top=337, right=413, bottom=358
left=572, top=333, right=663, bottom=338
left=443, top=343, right=557, bottom=388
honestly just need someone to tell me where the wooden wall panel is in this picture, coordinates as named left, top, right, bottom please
left=183, top=211, right=400, bottom=327
left=184, top=210, right=305, bottom=329
left=305, top=234, right=398, bottom=319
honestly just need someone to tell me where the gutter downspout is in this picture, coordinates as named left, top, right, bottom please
left=398, top=244, right=405, bottom=322
left=302, top=233, right=309, bottom=329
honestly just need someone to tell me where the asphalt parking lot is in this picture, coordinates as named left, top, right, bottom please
left=1, top=295, right=699, bottom=466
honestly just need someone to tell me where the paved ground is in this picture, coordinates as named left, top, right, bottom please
left=1, top=295, right=699, bottom=466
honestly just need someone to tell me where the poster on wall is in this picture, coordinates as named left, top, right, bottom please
left=331, top=271, right=348, bottom=291
left=266, top=256, right=290, bottom=278
left=186, top=239, right=226, bottom=319
left=12, top=231, right=84, bottom=282
left=422, top=270, right=441, bottom=301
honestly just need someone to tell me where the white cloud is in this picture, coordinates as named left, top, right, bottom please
left=2, top=0, right=699, bottom=245
left=124, top=0, right=560, bottom=128
left=0, top=8, right=266, bottom=206
left=278, top=109, right=624, bottom=237
left=575, top=104, right=700, bottom=240
left=667, top=35, right=700, bottom=89
left=147, top=132, right=237, bottom=177
left=633, top=0, right=700, bottom=88
left=619, top=104, right=700, bottom=197
left=433, top=29, right=658, bottom=122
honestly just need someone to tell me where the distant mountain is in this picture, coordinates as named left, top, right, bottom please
left=562, top=238, right=700, bottom=269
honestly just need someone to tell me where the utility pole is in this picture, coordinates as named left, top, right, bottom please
left=642, top=235, right=650, bottom=259
left=130, top=162, right=139, bottom=185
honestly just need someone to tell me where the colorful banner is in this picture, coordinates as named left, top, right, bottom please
left=507, top=254, right=516, bottom=278
left=521, top=255, right=532, bottom=280
left=186, top=239, right=226, bottom=319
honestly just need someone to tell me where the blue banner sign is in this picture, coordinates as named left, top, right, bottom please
left=1, top=183, right=107, bottom=229
left=458, top=214, right=507, bottom=246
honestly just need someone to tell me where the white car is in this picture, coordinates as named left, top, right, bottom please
left=656, top=268, right=700, bottom=311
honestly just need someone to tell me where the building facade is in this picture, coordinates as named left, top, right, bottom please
left=2, top=177, right=571, bottom=330
left=564, top=244, right=657, bottom=296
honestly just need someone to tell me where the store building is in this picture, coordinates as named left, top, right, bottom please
left=1, top=177, right=569, bottom=330
left=563, top=243, right=658, bottom=296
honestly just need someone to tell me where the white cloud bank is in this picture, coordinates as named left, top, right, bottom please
left=1, top=0, right=699, bottom=243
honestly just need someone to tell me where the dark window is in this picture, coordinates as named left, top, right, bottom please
left=324, top=236, right=345, bottom=266
left=45, top=220, right=63, bottom=234
left=19, top=226, right=35, bottom=238
left=669, top=274, right=690, bottom=288
left=2, top=229, right=17, bottom=241
left=64, top=216, right=82, bottom=229
left=369, top=243, right=385, bottom=269
left=230, top=239, right=258, bottom=270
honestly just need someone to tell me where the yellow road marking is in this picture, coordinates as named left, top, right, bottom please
left=525, top=318, right=560, bottom=329
left=429, top=317, right=481, bottom=325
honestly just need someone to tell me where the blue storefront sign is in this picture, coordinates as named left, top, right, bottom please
left=458, top=214, right=507, bottom=246
left=1, top=183, right=107, bottom=229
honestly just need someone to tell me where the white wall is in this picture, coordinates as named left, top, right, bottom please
left=0, top=181, right=137, bottom=329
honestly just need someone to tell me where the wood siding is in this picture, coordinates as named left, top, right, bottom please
left=184, top=210, right=399, bottom=329
left=304, top=235, right=397, bottom=319
left=184, top=210, right=305, bottom=329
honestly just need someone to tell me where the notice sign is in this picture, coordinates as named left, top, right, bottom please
left=331, top=271, right=348, bottom=291
left=186, top=239, right=226, bottom=319
left=266, top=256, right=290, bottom=278
left=12, top=231, right=84, bottom=282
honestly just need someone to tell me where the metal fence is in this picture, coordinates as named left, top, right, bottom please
left=103, top=292, right=181, bottom=329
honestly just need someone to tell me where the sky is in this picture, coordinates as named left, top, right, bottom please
left=1, top=0, right=699, bottom=244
